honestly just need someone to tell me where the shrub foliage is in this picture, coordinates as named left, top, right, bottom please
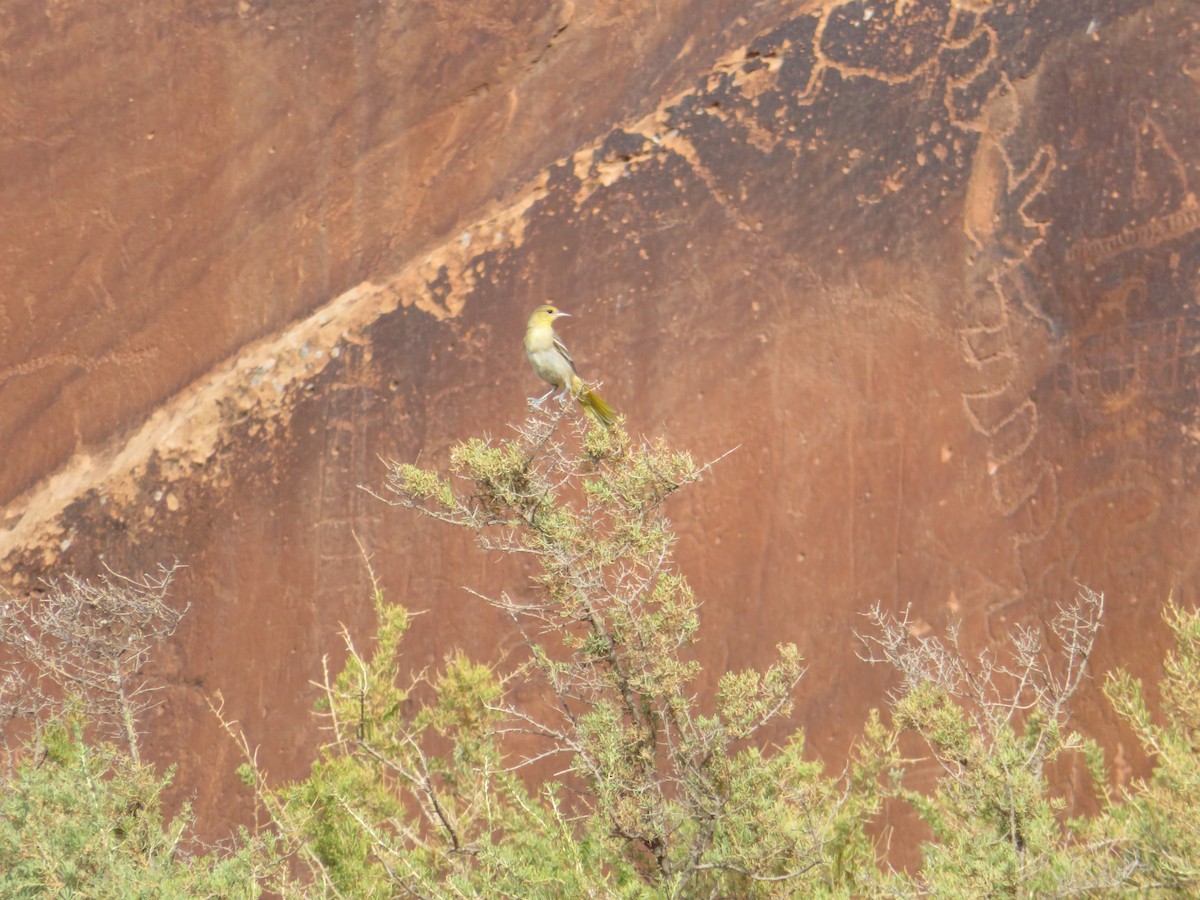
left=5, top=408, right=1200, bottom=897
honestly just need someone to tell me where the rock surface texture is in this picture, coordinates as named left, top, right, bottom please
left=2, top=0, right=1197, bottom=837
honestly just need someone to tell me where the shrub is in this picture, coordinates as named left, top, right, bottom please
left=243, top=407, right=883, bottom=896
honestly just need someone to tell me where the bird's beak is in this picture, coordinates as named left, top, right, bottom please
left=554, top=310, right=571, bottom=318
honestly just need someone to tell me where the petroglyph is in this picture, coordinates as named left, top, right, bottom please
left=954, top=69, right=1070, bottom=619
left=553, top=0, right=1017, bottom=234
left=1068, top=198, right=1200, bottom=269
left=0, top=346, right=161, bottom=387
left=313, top=350, right=374, bottom=605
left=954, top=2, right=1200, bottom=624
left=1066, top=311, right=1200, bottom=412
left=1129, top=99, right=1192, bottom=210
left=1067, top=101, right=1198, bottom=269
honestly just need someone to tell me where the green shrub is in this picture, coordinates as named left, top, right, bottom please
left=245, top=408, right=882, bottom=897
left=15, top=412, right=1200, bottom=898
left=0, top=719, right=261, bottom=898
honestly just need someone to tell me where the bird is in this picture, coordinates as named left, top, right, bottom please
left=524, top=303, right=617, bottom=427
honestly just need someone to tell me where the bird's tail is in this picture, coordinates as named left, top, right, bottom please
left=577, top=385, right=617, bottom=427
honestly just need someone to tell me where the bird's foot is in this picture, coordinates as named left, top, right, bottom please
left=530, top=388, right=556, bottom=407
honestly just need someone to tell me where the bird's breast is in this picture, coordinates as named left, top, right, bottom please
left=526, top=345, right=572, bottom=388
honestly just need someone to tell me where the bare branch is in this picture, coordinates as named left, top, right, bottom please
left=0, top=562, right=186, bottom=762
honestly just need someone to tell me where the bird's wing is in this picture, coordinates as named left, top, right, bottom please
left=553, top=335, right=579, bottom=374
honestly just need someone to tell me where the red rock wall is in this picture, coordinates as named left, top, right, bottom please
left=2, top=0, right=1197, bottom=839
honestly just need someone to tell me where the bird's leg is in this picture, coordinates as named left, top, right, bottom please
left=530, top=387, right=556, bottom=407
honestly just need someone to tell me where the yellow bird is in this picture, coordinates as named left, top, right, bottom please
left=524, top=304, right=617, bottom=427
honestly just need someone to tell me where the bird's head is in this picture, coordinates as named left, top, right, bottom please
left=529, top=303, right=571, bottom=326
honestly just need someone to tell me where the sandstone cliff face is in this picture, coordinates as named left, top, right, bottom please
left=2, top=0, right=1197, bottom=838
